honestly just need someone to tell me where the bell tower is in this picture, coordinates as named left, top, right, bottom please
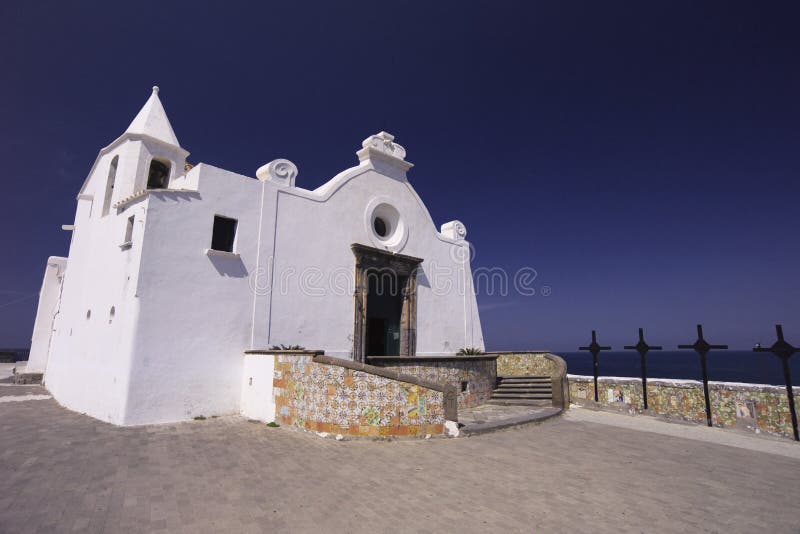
left=118, top=86, right=188, bottom=196
left=78, top=86, right=189, bottom=212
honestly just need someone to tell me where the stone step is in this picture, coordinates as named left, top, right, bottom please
left=490, top=392, right=553, bottom=400
left=495, top=383, right=552, bottom=390
left=485, top=399, right=553, bottom=407
left=498, top=377, right=550, bottom=382
left=497, top=379, right=552, bottom=385
left=494, top=390, right=552, bottom=396
left=497, top=375, right=550, bottom=380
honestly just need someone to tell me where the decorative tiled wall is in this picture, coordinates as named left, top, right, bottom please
left=273, top=354, right=446, bottom=437
left=569, top=375, right=800, bottom=439
left=496, top=352, right=557, bottom=377
left=372, top=358, right=496, bottom=409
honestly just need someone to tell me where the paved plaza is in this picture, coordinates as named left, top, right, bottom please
left=1, top=382, right=799, bottom=533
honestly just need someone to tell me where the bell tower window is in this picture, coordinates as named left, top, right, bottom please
left=102, top=156, right=118, bottom=216
left=147, top=159, right=170, bottom=189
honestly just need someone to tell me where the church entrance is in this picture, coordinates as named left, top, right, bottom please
left=365, top=271, right=407, bottom=356
left=351, top=244, right=422, bottom=362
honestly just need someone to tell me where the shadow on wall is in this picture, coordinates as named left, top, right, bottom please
left=416, top=268, right=431, bottom=289
left=153, top=191, right=202, bottom=205
left=208, top=255, right=248, bottom=278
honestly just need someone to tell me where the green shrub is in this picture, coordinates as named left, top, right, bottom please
left=457, top=347, right=484, bottom=355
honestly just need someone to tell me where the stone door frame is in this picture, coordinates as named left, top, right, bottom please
left=351, top=243, right=422, bottom=363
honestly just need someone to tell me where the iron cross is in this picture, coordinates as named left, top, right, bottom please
left=678, top=324, right=728, bottom=427
left=754, top=325, right=799, bottom=441
left=624, top=328, right=662, bottom=410
left=579, top=330, right=611, bottom=402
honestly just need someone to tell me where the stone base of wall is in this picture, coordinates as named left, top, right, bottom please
left=569, top=375, right=800, bottom=439
left=14, top=372, right=43, bottom=385
left=269, top=353, right=453, bottom=438
left=367, top=356, right=497, bottom=409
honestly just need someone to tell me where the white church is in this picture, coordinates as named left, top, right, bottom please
left=26, top=87, right=484, bottom=426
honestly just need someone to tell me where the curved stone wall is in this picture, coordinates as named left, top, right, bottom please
left=272, top=353, right=454, bottom=437
left=368, top=356, right=497, bottom=409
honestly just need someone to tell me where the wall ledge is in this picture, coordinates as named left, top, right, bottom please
left=367, top=355, right=499, bottom=362
left=568, top=374, right=800, bottom=392
left=484, top=350, right=551, bottom=355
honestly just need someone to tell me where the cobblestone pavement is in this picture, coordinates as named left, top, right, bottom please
left=1, top=386, right=799, bottom=533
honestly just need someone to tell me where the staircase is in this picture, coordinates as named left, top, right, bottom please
left=489, top=375, right=553, bottom=406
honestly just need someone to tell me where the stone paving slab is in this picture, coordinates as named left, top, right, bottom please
left=565, top=405, right=800, bottom=460
left=1, top=389, right=799, bottom=533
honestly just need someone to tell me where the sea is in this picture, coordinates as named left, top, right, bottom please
left=555, top=350, right=800, bottom=387
left=0, top=348, right=31, bottom=362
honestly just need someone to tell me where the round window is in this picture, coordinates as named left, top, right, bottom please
left=364, top=198, right=408, bottom=252
left=373, top=217, right=388, bottom=237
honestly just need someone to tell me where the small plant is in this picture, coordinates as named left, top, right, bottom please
left=266, top=421, right=280, bottom=428
left=457, top=347, right=484, bottom=355
left=193, top=415, right=207, bottom=421
left=270, top=344, right=305, bottom=350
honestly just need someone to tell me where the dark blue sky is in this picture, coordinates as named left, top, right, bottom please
left=1, top=1, right=798, bottom=351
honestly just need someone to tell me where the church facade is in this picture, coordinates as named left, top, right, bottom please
left=27, top=88, right=484, bottom=426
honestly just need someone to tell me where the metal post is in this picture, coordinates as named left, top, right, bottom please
left=678, top=324, right=728, bottom=427
left=755, top=325, right=799, bottom=441
left=579, top=330, right=611, bottom=402
left=624, top=328, right=661, bottom=410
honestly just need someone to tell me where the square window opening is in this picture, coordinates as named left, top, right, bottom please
left=124, top=215, right=134, bottom=244
left=211, top=215, right=237, bottom=253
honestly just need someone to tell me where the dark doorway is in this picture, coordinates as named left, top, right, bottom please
left=365, top=270, right=406, bottom=356
left=351, top=244, right=421, bottom=362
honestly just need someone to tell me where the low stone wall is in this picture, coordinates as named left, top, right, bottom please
left=569, top=375, right=800, bottom=439
left=368, top=356, right=497, bottom=409
left=490, top=352, right=569, bottom=408
left=495, top=351, right=558, bottom=376
left=272, top=353, right=454, bottom=437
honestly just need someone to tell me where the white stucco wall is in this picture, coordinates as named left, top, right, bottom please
left=43, top=150, right=147, bottom=424
left=240, top=354, right=276, bottom=423
left=263, top=162, right=483, bottom=356
left=27, top=256, right=66, bottom=374
left=121, top=165, right=259, bottom=425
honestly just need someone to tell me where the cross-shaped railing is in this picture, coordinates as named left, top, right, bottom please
left=754, top=325, right=799, bottom=441
left=678, top=324, right=727, bottom=427
left=624, top=328, right=661, bottom=410
left=578, top=330, right=611, bottom=402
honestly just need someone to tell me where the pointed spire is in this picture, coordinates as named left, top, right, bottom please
left=124, top=86, right=180, bottom=147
